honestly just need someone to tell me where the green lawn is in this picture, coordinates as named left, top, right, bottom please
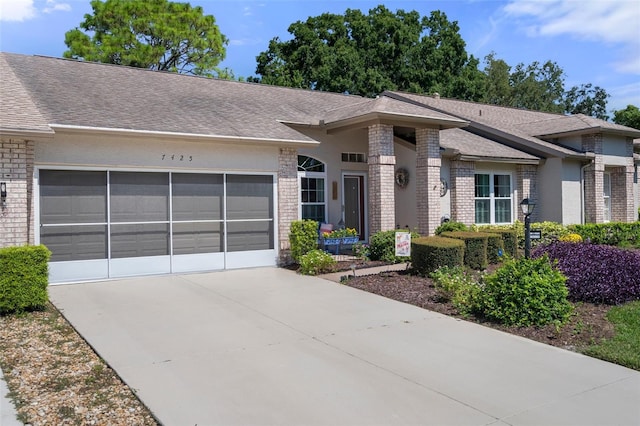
left=585, top=301, right=640, bottom=370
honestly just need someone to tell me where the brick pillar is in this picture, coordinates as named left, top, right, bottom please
left=368, top=124, right=395, bottom=235
left=450, top=160, right=475, bottom=226
left=582, top=134, right=604, bottom=223
left=610, top=139, right=635, bottom=222
left=516, top=164, right=539, bottom=222
left=0, top=138, right=34, bottom=247
left=278, top=147, right=298, bottom=254
left=416, top=128, right=441, bottom=236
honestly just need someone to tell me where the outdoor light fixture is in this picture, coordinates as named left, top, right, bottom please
left=0, top=182, right=6, bottom=207
left=520, top=198, right=536, bottom=258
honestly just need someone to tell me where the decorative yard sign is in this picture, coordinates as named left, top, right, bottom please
left=530, top=229, right=542, bottom=240
left=395, top=232, right=411, bottom=257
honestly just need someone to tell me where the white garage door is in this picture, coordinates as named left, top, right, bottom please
left=39, top=170, right=276, bottom=283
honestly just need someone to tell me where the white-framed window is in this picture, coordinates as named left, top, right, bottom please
left=475, top=173, right=513, bottom=224
left=298, top=155, right=327, bottom=223
left=603, top=172, right=611, bottom=222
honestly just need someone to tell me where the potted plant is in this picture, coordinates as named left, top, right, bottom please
left=321, top=228, right=359, bottom=245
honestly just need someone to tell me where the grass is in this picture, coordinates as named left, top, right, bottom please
left=584, top=300, right=640, bottom=370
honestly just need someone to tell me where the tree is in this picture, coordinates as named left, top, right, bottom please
left=612, top=105, right=640, bottom=130
left=564, top=83, right=610, bottom=120
left=63, top=0, right=228, bottom=77
left=254, top=6, right=484, bottom=99
left=509, top=60, right=565, bottom=114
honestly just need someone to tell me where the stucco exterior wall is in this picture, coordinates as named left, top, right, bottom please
left=561, top=160, right=583, bottom=225
left=538, top=158, right=564, bottom=223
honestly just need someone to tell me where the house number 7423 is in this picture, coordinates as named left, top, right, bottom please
left=161, top=154, right=193, bottom=161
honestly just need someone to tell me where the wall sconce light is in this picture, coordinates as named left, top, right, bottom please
left=0, top=182, right=6, bottom=207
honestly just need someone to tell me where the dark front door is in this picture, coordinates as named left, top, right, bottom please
left=343, top=175, right=365, bottom=240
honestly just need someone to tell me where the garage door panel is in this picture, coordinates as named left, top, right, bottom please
left=227, top=221, right=274, bottom=252
left=110, top=172, right=169, bottom=222
left=40, top=170, right=107, bottom=224
left=111, top=224, right=169, bottom=258
left=226, top=175, right=273, bottom=220
left=41, top=225, right=107, bottom=262
left=172, top=173, right=223, bottom=221
left=172, top=222, right=223, bottom=254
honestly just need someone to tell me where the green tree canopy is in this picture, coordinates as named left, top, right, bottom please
left=482, top=53, right=610, bottom=118
left=64, top=0, right=228, bottom=77
left=253, top=6, right=484, bottom=99
left=612, top=105, right=640, bottom=130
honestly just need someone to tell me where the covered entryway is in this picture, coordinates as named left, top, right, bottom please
left=38, top=169, right=276, bottom=283
left=342, top=173, right=366, bottom=240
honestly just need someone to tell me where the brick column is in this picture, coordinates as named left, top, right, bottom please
left=582, top=133, right=604, bottom=223
left=278, top=147, right=298, bottom=254
left=610, top=139, right=635, bottom=222
left=0, top=138, right=34, bottom=247
left=450, top=160, right=475, bottom=225
left=416, top=128, right=441, bottom=236
left=516, top=164, right=539, bottom=222
left=368, top=124, right=395, bottom=235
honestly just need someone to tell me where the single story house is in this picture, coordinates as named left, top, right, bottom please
left=1, top=53, right=639, bottom=283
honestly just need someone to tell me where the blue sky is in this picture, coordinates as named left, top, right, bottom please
left=1, top=0, right=638, bottom=114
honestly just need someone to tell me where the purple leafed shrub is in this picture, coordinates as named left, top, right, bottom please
left=533, top=242, right=640, bottom=305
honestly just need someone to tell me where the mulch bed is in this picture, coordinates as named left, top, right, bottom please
left=340, top=265, right=615, bottom=352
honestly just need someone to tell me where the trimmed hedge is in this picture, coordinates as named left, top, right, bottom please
left=568, top=222, right=640, bottom=247
left=485, top=233, right=505, bottom=264
left=411, top=236, right=465, bottom=276
left=479, top=228, right=517, bottom=258
left=0, top=245, right=51, bottom=314
left=440, top=231, right=490, bottom=270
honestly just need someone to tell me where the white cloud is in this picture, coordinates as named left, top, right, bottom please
left=504, top=0, right=640, bottom=73
left=43, top=0, right=71, bottom=14
left=229, top=37, right=263, bottom=47
left=0, top=0, right=36, bottom=22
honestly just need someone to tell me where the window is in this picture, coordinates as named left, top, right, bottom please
left=298, top=155, right=326, bottom=223
left=341, top=152, right=367, bottom=163
left=603, top=172, right=611, bottom=222
left=475, top=173, right=513, bottom=224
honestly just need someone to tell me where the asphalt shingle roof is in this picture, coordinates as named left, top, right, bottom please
left=440, top=128, right=539, bottom=161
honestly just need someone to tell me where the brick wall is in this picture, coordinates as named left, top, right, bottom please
left=277, top=147, right=298, bottom=253
left=516, top=164, right=539, bottom=222
left=0, top=138, right=34, bottom=247
left=450, top=160, right=475, bottom=225
left=610, top=139, right=636, bottom=222
left=582, top=133, right=604, bottom=223
left=416, top=128, right=441, bottom=235
left=368, top=124, right=396, bottom=235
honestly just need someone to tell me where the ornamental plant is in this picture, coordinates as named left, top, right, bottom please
left=533, top=242, right=640, bottom=305
left=430, top=266, right=482, bottom=316
left=558, top=233, right=583, bottom=243
left=289, top=220, right=319, bottom=262
left=322, top=228, right=358, bottom=239
left=369, top=230, right=420, bottom=263
left=479, top=256, right=572, bottom=327
left=0, top=245, right=51, bottom=314
left=299, top=249, right=336, bottom=275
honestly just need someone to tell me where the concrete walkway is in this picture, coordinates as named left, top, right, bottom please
left=1, top=366, right=22, bottom=426
left=50, top=267, right=640, bottom=426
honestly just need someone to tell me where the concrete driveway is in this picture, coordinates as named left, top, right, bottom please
left=50, top=268, right=640, bottom=426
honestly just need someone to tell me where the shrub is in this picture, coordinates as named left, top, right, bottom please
left=485, top=233, right=505, bottom=264
left=479, top=256, right=573, bottom=327
left=289, top=220, right=319, bottom=262
left=430, top=266, right=482, bottom=315
left=567, top=222, right=640, bottom=247
left=440, top=231, right=489, bottom=270
left=369, top=230, right=420, bottom=263
left=559, top=233, right=583, bottom=243
left=0, top=245, right=51, bottom=314
left=411, top=236, right=464, bottom=276
left=435, top=221, right=468, bottom=235
left=533, top=242, right=640, bottom=305
left=299, top=249, right=336, bottom=275
left=479, top=228, right=517, bottom=257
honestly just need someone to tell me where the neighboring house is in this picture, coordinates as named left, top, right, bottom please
left=1, top=53, right=639, bottom=283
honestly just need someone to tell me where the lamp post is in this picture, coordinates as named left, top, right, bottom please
left=520, top=198, right=536, bottom=259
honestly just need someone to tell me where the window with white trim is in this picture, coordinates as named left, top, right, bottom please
left=603, top=172, right=611, bottom=222
left=298, top=155, right=326, bottom=223
left=475, top=173, right=513, bottom=224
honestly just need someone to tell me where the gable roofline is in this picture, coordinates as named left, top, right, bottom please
left=382, top=91, right=583, bottom=159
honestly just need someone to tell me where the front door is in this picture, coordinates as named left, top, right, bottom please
left=343, top=175, right=365, bottom=240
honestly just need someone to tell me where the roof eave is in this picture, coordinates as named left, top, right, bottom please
left=323, top=111, right=468, bottom=133
left=534, top=127, right=640, bottom=139
left=49, top=124, right=320, bottom=148
left=457, top=155, right=540, bottom=165
left=0, top=127, right=55, bottom=140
